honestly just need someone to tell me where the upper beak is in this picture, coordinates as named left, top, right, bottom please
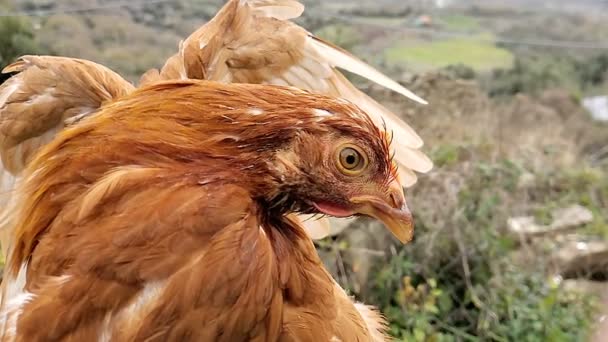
left=349, top=180, right=414, bottom=243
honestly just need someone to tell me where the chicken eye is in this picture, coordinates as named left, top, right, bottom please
left=336, top=145, right=368, bottom=175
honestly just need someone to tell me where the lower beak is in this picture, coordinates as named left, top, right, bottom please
left=349, top=180, right=414, bottom=243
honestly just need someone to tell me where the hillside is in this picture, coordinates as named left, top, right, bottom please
left=2, top=0, right=608, bottom=87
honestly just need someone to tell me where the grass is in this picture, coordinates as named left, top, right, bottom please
left=439, top=14, right=481, bottom=31
left=385, top=34, right=514, bottom=72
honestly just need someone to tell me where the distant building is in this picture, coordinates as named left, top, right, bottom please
left=414, top=15, right=433, bottom=27
left=583, top=96, right=608, bottom=121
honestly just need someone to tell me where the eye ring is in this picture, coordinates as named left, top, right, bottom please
left=335, top=144, right=368, bottom=175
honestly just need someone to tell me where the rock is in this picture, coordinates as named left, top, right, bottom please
left=507, top=204, right=593, bottom=238
left=551, top=205, right=594, bottom=232
left=507, top=216, right=545, bottom=236
left=553, top=238, right=608, bottom=278
left=561, top=279, right=608, bottom=296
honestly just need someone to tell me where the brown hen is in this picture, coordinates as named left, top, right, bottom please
left=0, top=0, right=430, bottom=253
left=0, top=80, right=412, bottom=341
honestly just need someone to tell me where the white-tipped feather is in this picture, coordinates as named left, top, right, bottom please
left=328, top=72, right=424, bottom=149
left=290, top=65, right=325, bottom=92
left=307, top=36, right=428, bottom=105
left=298, top=215, right=331, bottom=240
left=266, top=77, right=290, bottom=87
left=299, top=55, right=333, bottom=79
left=0, top=166, right=18, bottom=262
left=393, top=142, right=434, bottom=174
left=281, top=67, right=313, bottom=91
left=397, top=167, right=418, bottom=188
left=245, top=0, right=305, bottom=19
left=0, top=80, right=20, bottom=109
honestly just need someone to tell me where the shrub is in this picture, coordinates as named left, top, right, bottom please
left=0, top=16, right=40, bottom=70
left=366, top=158, right=603, bottom=341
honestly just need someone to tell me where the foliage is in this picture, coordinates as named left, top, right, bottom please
left=578, top=53, right=608, bottom=90
left=441, top=64, right=477, bottom=80
left=314, top=23, right=362, bottom=51
left=368, top=157, right=604, bottom=341
left=486, top=53, right=608, bottom=97
left=0, top=16, right=40, bottom=71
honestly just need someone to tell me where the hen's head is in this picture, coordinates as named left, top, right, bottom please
left=32, top=80, right=414, bottom=243
left=258, top=105, right=413, bottom=243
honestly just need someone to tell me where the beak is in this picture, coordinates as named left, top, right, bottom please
left=349, top=180, right=414, bottom=243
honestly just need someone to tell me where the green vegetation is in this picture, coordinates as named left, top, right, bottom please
left=385, top=35, right=514, bottom=71
left=439, top=14, right=481, bottom=31
left=486, top=53, right=608, bottom=97
left=487, top=56, right=580, bottom=97
left=0, top=16, right=40, bottom=70
left=368, top=157, right=604, bottom=341
left=314, top=24, right=362, bottom=51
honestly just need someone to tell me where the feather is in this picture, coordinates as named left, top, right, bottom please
left=397, top=166, right=418, bottom=188
left=307, top=35, right=428, bottom=105
left=297, top=214, right=331, bottom=240
left=77, top=166, right=163, bottom=221
left=0, top=162, right=18, bottom=260
left=245, top=0, right=305, bottom=20
left=0, top=55, right=134, bottom=263
left=327, top=70, right=424, bottom=149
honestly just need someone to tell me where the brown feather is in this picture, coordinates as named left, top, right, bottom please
left=0, top=55, right=134, bottom=173
left=0, top=55, right=134, bottom=266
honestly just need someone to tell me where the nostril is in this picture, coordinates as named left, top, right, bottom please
left=389, top=192, right=404, bottom=209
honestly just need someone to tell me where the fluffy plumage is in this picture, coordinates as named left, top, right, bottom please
left=0, top=0, right=430, bottom=253
left=1, top=80, right=411, bottom=341
left=0, top=56, right=134, bottom=262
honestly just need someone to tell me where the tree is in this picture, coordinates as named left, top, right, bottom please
left=0, top=16, right=40, bottom=83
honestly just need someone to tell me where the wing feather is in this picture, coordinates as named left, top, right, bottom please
left=0, top=55, right=134, bottom=262
left=307, top=35, right=428, bottom=105
left=0, top=55, right=134, bottom=174
left=245, top=0, right=305, bottom=19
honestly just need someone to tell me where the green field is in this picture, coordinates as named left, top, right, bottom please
left=385, top=34, right=514, bottom=71
left=439, top=14, right=481, bottom=31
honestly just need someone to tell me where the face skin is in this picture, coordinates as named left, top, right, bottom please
left=272, top=129, right=414, bottom=243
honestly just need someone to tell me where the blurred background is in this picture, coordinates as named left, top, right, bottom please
left=1, top=0, right=607, bottom=340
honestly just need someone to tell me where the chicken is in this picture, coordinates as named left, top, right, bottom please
left=1, top=80, right=412, bottom=341
left=1, top=0, right=430, bottom=254
left=1, top=0, right=430, bottom=289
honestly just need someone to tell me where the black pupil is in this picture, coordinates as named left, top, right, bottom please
left=345, top=154, right=356, bottom=165
left=341, top=148, right=361, bottom=170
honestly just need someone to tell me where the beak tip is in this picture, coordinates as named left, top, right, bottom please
left=393, top=220, right=414, bottom=244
